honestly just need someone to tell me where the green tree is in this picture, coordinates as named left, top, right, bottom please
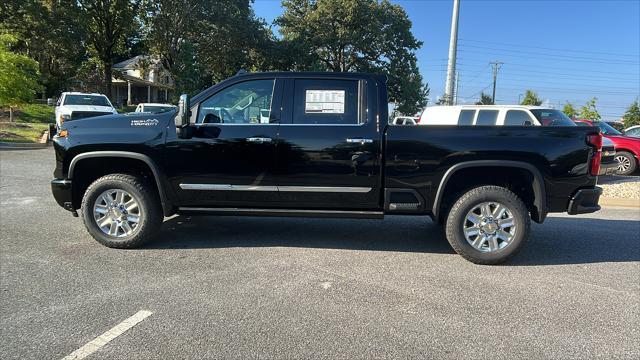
left=277, top=0, right=428, bottom=115
left=475, top=92, right=493, bottom=105
left=142, top=0, right=275, bottom=96
left=0, top=34, right=42, bottom=122
left=78, top=0, right=140, bottom=98
left=520, top=90, right=542, bottom=106
left=578, top=97, right=601, bottom=121
left=0, top=0, right=86, bottom=97
left=562, top=102, right=577, bottom=119
left=622, top=100, right=640, bottom=128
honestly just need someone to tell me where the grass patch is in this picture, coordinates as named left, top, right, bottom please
left=0, top=123, right=49, bottom=143
left=0, top=104, right=55, bottom=124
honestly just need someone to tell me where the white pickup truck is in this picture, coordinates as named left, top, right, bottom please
left=55, top=92, right=118, bottom=127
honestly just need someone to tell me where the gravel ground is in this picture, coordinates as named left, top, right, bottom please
left=599, top=175, right=640, bottom=199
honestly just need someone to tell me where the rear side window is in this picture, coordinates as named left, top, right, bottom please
left=292, top=79, right=361, bottom=125
left=457, top=110, right=475, bottom=125
left=626, top=127, right=640, bottom=136
left=476, top=110, right=499, bottom=125
left=504, top=110, right=533, bottom=126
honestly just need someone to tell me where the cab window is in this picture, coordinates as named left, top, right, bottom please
left=198, top=79, right=275, bottom=124
left=292, top=79, right=361, bottom=125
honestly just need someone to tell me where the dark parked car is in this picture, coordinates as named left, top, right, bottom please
left=50, top=72, right=603, bottom=264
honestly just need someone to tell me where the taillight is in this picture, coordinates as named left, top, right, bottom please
left=587, top=133, right=603, bottom=176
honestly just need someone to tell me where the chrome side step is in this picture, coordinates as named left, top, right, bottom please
left=177, top=207, right=384, bottom=219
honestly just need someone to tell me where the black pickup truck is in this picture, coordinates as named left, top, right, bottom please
left=51, top=72, right=603, bottom=264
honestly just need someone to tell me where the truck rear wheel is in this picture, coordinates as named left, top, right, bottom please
left=81, top=174, right=162, bottom=248
left=445, top=185, right=530, bottom=265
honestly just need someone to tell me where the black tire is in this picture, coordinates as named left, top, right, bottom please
left=615, top=151, right=637, bottom=175
left=81, top=173, right=162, bottom=248
left=445, top=185, right=531, bottom=265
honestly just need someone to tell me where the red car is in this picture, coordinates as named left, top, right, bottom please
left=575, top=119, right=640, bottom=175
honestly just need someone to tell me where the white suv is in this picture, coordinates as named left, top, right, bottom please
left=418, top=105, right=576, bottom=127
left=55, top=92, right=118, bottom=127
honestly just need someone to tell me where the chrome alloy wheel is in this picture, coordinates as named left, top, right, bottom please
left=93, top=189, right=142, bottom=238
left=463, top=202, right=515, bottom=253
left=615, top=155, right=631, bottom=173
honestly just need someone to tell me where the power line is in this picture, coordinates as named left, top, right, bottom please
left=454, top=58, right=640, bottom=76
left=462, top=78, right=639, bottom=91
left=459, top=38, right=640, bottom=58
left=434, top=65, right=640, bottom=82
left=458, top=48, right=639, bottom=65
left=459, top=44, right=640, bottom=64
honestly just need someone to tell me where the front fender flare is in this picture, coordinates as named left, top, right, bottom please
left=68, top=151, right=173, bottom=216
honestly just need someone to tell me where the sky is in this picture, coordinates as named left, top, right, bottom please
left=252, top=0, right=640, bottom=120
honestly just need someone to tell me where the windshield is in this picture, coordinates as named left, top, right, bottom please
left=64, top=95, right=112, bottom=107
left=530, top=109, right=576, bottom=126
left=143, top=105, right=175, bottom=113
left=596, top=121, right=622, bottom=135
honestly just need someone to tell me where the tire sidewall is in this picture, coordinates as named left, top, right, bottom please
left=616, top=152, right=637, bottom=175
left=446, top=187, right=530, bottom=264
left=82, top=176, right=154, bottom=247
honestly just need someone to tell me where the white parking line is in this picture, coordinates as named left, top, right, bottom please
left=62, top=310, right=153, bottom=360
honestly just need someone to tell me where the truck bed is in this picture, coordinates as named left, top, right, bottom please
left=384, top=125, right=600, bottom=219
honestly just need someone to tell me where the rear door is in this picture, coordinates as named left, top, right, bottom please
left=274, top=76, right=382, bottom=209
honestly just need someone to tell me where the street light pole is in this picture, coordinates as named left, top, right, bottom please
left=444, top=0, right=460, bottom=106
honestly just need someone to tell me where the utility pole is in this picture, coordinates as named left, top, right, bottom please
left=454, top=71, right=460, bottom=105
left=490, top=60, right=503, bottom=104
left=444, top=0, right=460, bottom=105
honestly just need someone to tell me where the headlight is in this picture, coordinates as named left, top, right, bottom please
left=58, top=114, right=71, bottom=124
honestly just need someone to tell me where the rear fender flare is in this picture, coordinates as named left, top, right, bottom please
left=432, top=160, right=547, bottom=223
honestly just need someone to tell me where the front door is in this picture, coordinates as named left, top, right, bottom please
left=274, top=77, right=382, bottom=209
left=164, top=78, right=281, bottom=207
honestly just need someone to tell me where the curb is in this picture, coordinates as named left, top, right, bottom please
left=0, top=140, right=50, bottom=150
left=0, top=131, right=50, bottom=150
left=599, top=197, right=640, bottom=208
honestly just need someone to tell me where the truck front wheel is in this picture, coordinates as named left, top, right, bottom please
left=445, top=185, right=530, bottom=265
left=81, top=174, right=163, bottom=248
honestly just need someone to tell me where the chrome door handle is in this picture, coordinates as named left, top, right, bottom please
left=246, top=137, right=273, bottom=143
left=346, top=138, right=373, bottom=145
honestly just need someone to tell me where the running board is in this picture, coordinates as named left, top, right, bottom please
left=177, top=207, right=384, bottom=219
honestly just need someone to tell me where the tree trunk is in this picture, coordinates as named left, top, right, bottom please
left=103, top=63, right=112, bottom=99
left=9, top=106, right=13, bottom=123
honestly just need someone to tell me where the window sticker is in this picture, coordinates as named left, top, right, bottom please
left=305, top=90, right=345, bottom=114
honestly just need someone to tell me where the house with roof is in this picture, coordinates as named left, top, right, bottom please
left=111, top=55, right=174, bottom=106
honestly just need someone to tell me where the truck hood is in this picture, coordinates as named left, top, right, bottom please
left=61, top=110, right=175, bottom=132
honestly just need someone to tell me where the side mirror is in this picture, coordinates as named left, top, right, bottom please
left=523, top=120, right=533, bottom=126
left=175, top=94, right=192, bottom=139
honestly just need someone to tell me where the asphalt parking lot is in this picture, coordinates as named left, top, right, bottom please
left=1, top=148, right=639, bottom=359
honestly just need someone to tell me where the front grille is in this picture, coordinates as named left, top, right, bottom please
left=70, top=111, right=112, bottom=120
